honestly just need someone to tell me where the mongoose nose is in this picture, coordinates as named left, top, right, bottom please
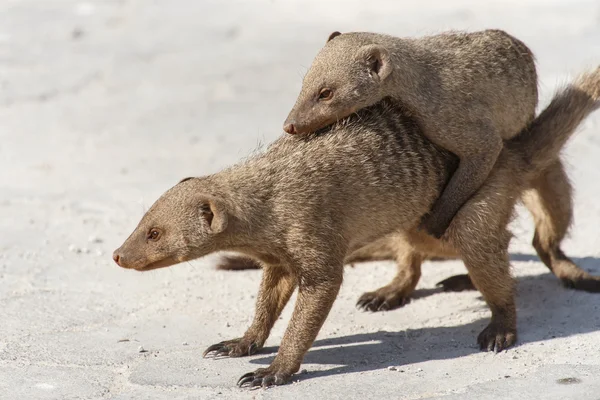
left=112, top=252, right=121, bottom=266
left=283, top=122, right=297, bottom=135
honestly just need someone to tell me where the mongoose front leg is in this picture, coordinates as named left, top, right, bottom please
left=203, top=265, right=296, bottom=358
left=443, top=160, right=520, bottom=352
left=237, top=264, right=343, bottom=388
left=357, top=251, right=422, bottom=311
left=448, top=197, right=517, bottom=352
left=420, top=128, right=503, bottom=238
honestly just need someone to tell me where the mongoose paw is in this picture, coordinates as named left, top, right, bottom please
left=356, top=290, right=409, bottom=312
left=477, top=322, right=517, bottom=353
left=237, top=366, right=291, bottom=388
left=436, top=274, right=476, bottom=292
left=203, top=338, right=260, bottom=358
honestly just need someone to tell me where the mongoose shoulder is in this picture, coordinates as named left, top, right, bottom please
left=113, top=68, right=600, bottom=388
left=284, top=29, right=539, bottom=238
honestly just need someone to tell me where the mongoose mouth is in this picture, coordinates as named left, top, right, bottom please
left=132, top=256, right=180, bottom=271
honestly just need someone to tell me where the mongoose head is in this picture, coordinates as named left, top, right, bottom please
left=112, top=177, right=228, bottom=271
left=283, top=31, right=393, bottom=135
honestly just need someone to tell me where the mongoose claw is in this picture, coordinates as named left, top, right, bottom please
left=237, top=372, right=256, bottom=387
left=477, top=322, right=517, bottom=353
left=203, top=338, right=259, bottom=358
left=202, top=342, right=231, bottom=358
left=436, top=274, right=476, bottom=292
left=237, top=367, right=290, bottom=388
left=356, top=291, right=409, bottom=312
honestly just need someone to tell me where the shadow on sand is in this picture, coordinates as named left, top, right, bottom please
left=246, top=254, right=600, bottom=382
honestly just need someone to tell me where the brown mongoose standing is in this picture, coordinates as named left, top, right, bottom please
left=283, top=29, right=538, bottom=238
left=112, top=69, right=599, bottom=388
left=220, top=199, right=600, bottom=311
left=219, top=150, right=600, bottom=307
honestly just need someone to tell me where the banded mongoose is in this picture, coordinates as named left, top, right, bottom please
left=113, top=69, right=600, bottom=388
left=283, top=29, right=538, bottom=238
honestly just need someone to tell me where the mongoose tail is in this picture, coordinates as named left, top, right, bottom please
left=512, top=67, right=600, bottom=174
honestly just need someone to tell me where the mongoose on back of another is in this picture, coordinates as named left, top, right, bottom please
left=113, top=69, right=599, bottom=388
left=283, top=29, right=538, bottom=237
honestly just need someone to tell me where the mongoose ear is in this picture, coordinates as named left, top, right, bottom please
left=178, top=177, right=194, bottom=184
left=360, top=44, right=392, bottom=82
left=199, top=197, right=228, bottom=234
left=327, top=31, right=342, bottom=42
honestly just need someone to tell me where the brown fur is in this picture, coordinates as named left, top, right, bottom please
left=215, top=251, right=452, bottom=271
left=113, top=69, right=600, bottom=388
left=284, top=29, right=539, bottom=238
left=219, top=155, right=600, bottom=302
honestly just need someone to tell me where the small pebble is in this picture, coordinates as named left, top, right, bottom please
left=88, top=235, right=103, bottom=243
left=68, top=244, right=81, bottom=254
left=71, top=27, right=84, bottom=39
left=138, top=346, right=147, bottom=353
left=300, top=369, right=307, bottom=374
left=182, top=342, right=188, bottom=346
left=417, top=368, right=423, bottom=372
left=95, top=250, right=104, bottom=257
left=82, top=247, right=90, bottom=254
left=388, top=366, right=397, bottom=371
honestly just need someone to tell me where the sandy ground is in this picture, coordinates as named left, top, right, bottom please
left=2, top=0, right=600, bottom=399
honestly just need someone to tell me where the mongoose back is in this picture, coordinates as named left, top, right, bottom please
left=113, top=69, right=599, bottom=388
left=283, top=29, right=538, bottom=238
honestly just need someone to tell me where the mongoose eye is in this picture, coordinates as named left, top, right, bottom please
left=147, top=229, right=161, bottom=241
left=318, top=88, right=333, bottom=101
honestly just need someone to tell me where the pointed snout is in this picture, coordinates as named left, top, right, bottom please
left=112, top=249, right=123, bottom=267
left=283, top=109, right=315, bottom=135
left=112, top=246, right=133, bottom=269
left=283, top=120, right=297, bottom=135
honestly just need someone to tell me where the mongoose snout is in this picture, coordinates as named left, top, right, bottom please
left=112, top=248, right=140, bottom=270
left=283, top=121, right=297, bottom=134
left=112, top=251, right=135, bottom=269
left=112, top=252, right=121, bottom=266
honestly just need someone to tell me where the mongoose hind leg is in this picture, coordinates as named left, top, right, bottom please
left=204, top=265, right=296, bottom=358
left=356, top=251, right=423, bottom=312
left=453, top=229, right=517, bottom=352
left=523, top=159, right=600, bottom=292
left=420, top=122, right=504, bottom=238
left=447, top=171, right=519, bottom=352
left=238, top=256, right=344, bottom=388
